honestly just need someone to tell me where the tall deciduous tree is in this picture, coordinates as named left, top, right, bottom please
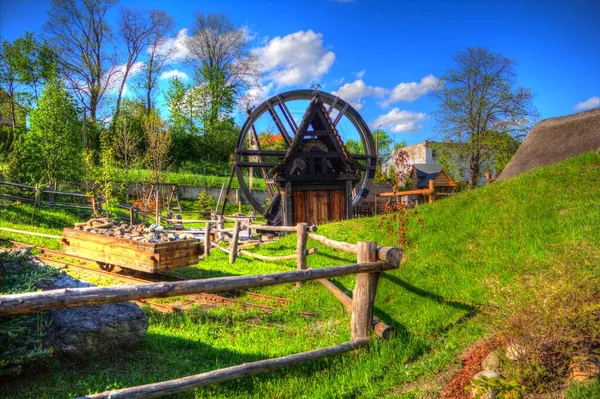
left=18, top=79, right=83, bottom=186
left=44, top=0, right=119, bottom=122
left=432, top=47, right=537, bottom=187
left=114, top=7, right=173, bottom=123
left=144, top=111, right=171, bottom=183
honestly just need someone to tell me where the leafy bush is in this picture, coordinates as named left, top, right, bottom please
left=0, top=250, right=59, bottom=376
left=486, top=244, right=600, bottom=391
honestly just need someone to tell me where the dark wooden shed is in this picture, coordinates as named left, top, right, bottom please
left=271, top=99, right=360, bottom=226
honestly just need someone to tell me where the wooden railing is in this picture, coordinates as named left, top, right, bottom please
left=0, top=240, right=402, bottom=399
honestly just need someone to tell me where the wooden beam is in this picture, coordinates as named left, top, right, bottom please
left=79, top=338, right=370, bottom=399
left=351, top=242, right=379, bottom=340
left=308, top=233, right=358, bottom=254
left=0, top=261, right=395, bottom=316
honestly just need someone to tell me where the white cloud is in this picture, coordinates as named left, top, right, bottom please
left=380, top=74, right=440, bottom=106
left=160, top=69, right=190, bottom=81
left=332, top=79, right=387, bottom=110
left=151, top=28, right=192, bottom=62
left=354, top=69, right=366, bottom=79
left=574, top=96, right=600, bottom=110
left=372, top=108, right=427, bottom=133
left=255, top=30, right=335, bottom=87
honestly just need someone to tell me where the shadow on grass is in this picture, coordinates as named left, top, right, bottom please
left=381, top=272, right=475, bottom=312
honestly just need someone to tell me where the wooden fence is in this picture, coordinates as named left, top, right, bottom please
left=0, top=240, right=402, bottom=399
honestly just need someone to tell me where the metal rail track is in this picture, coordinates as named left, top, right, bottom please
left=5, top=240, right=312, bottom=317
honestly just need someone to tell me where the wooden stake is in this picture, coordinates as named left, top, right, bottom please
left=296, top=223, right=308, bottom=288
left=229, top=220, right=241, bottom=264
left=351, top=241, right=379, bottom=340
left=204, top=221, right=211, bottom=257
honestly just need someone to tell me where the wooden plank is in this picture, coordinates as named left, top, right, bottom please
left=79, top=339, right=370, bottom=399
left=0, top=261, right=395, bottom=315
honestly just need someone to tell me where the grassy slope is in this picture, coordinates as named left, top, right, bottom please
left=1, top=152, right=599, bottom=398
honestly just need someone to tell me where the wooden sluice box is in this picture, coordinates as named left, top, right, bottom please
left=62, top=228, right=202, bottom=274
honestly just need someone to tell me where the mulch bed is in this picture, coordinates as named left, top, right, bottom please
left=440, top=337, right=503, bottom=399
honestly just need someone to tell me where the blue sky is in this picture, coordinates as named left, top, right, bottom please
left=1, top=0, right=599, bottom=145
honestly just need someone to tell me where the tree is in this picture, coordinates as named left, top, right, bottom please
left=44, top=0, right=119, bottom=122
left=432, top=47, right=537, bottom=187
left=372, top=128, right=393, bottom=165
left=144, top=111, right=171, bottom=183
left=135, top=12, right=175, bottom=114
left=185, top=13, right=259, bottom=99
left=18, top=79, right=83, bottom=186
left=113, top=99, right=144, bottom=177
left=114, top=7, right=173, bottom=123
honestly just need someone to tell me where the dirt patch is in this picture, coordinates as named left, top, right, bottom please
left=439, top=337, right=502, bottom=399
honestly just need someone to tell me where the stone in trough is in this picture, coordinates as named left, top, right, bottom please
left=35, top=267, right=148, bottom=359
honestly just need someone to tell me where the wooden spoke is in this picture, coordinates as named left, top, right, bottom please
left=277, top=96, right=298, bottom=133
left=326, top=96, right=339, bottom=115
left=266, top=100, right=292, bottom=145
left=332, top=102, right=349, bottom=126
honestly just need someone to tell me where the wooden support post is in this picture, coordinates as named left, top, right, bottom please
left=428, top=180, right=435, bottom=204
left=129, top=207, right=134, bottom=226
left=238, top=201, right=242, bottom=214
left=204, top=221, right=211, bottom=257
left=229, top=220, right=241, bottom=264
left=295, top=223, right=308, bottom=288
left=351, top=241, right=379, bottom=341
left=345, top=180, right=353, bottom=219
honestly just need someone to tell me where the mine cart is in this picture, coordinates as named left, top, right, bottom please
left=62, top=228, right=202, bottom=275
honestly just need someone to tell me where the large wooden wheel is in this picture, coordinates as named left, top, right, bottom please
left=234, top=90, right=377, bottom=224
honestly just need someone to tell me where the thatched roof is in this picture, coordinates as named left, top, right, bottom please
left=498, top=108, right=600, bottom=180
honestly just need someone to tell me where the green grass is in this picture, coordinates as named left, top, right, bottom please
left=1, top=152, right=599, bottom=398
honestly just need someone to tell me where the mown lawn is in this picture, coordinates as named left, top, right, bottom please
left=1, top=152, right=599, bottom=398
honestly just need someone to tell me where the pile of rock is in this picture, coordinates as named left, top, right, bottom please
left=73, top=218, right=191, bottom=243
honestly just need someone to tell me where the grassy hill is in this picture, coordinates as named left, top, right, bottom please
left=1, top=152, right=599, bottom=398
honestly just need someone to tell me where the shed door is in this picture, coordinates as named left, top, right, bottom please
left=293, top=190, right=345, bottom=225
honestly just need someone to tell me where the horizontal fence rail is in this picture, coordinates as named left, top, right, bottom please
left=79, top=338, right=370, bottom=399
left=0, top=256, right=399, bottom=316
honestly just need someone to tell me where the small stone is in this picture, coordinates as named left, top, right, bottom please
left=568, top=355, right=600, bottom=382
left=482, top=350, right=501, bottom=372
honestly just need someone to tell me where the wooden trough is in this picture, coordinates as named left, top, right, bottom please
left=61, top=228, right=202, bottom=274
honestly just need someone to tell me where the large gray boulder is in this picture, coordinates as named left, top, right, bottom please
left=2, top=248, right=148, bottom=359
left=38, top=273, right=148, bottom=358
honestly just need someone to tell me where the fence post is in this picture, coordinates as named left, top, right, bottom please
left=351, top=241, right=379, bottom=340
left=155, top=186, right=160, bottom=225
left=229, top=220, right=241, bottom=264
left=295, top=223, right=308, bottom=288
left=217, top=215, right=224, bottom=241
left=428, top=179, right=435, bottom=204
left=204, top=221, right=211, bottom=257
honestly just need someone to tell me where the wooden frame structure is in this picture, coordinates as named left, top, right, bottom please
left=0, top=240, right=402, bottom=399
